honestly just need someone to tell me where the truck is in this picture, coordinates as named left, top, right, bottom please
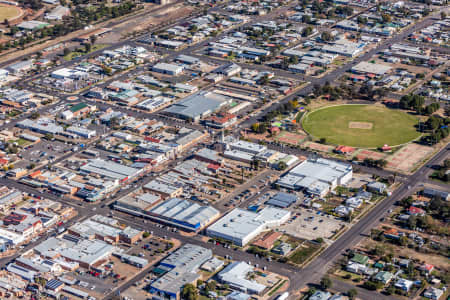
left=276, top=292, right=289, bottom=300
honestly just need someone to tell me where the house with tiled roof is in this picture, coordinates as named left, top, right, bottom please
left=384, top=228, right=400, bottom=240
left=408, top=206, right=425, bottom=216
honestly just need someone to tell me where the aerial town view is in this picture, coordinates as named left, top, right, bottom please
left=0, top=0, right=447, bottom=299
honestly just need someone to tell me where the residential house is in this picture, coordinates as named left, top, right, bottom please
left=395, top=278, right=413, bottom=291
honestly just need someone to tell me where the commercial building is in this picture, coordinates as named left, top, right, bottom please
left=68, top=215, right=142, bottom=244
left=17, top=21, right=49, bottom=31
left=175, top=55, right=200, bottom=65
left=217, top=261, right=266, bottom=294
left=321, top=40, right=365, bottom=57
left=206, top=207, right=291, bottom=246
left=229, top=140, right=266, bottom=155
left=150, top=244, right=212, bottom=300
left=163, top=91, right=230, bottom=121
left=152, top=63, right=184, bottom=75
left=6, top=60, right=34, bottom=74
left=16, top=118, right=63, bottom=135
left=146, top=198, right=220, bottom=231
left=80, top=159, right=142, bottom=182
left=351, top=61, right=392, bottom=76
left=422, top=188, right=449, bottom=201
left=143, top=180, right=183, bottom=199
left=66, top=126, right=96, bottom=139
left=277, top=158, right=352, bottom=196
left=266, top=192, right=297, bottom=208
left=34, top=235, right=115, bottom=268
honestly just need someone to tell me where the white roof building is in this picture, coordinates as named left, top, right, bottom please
left=351, top=61, right=392, bottom=76
left=277, top=158, right=352, bottom=196
left=206, top=207, right=291, bottom=246
left=217, top=262, right=266, bottom=294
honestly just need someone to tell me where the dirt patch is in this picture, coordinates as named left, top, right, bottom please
left=355, top=149, right=387, bottom=161
left=305, top=142, right=334, bottom=153
left=276, top=131, right=306, bottom=145
left=349, top=121, right=373, bottom=130
left=387, top=143, right=433, bottom=173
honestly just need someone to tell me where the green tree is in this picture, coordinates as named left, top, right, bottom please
left=301, top=26, right=313, bottom=37
left=399, top=235, right=408, bottom=246
left=347, top=288, right=357, bottom=300
left=90, top=35, right=97, bottom=45
left=320, top=276, right=332, bottom=290
left=181, top=284, right=198, bottom=300
left=84, top=42, right=92, bottom=53
left=321, top=31, right=332, bottom=41
left=277, top=161, right=287, bottom=171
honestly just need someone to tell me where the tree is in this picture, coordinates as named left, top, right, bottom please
left=205, top=280, right=216, bottom=292
left=84, top=42, right=92, bottom=53
left=289, top=55, right=298, bottom=64
left=347, top=288, right=357, bottom=300
left=357, top=16, right=368, bottom=24
left=381, top=13, right=391, bottom=23
left=181, top=284, right=198, bottom=300
left=320, top=276, right=332, bottom=290
left=441, top=11, right=447, bottom=20
left=408, top=215, right=417, bottom=229
left=302, top=15, right=311, bottom=24
left=301, top=26, right=313, bottom=37
left=277, top=161, right=287, bottom=171
left=30, top=112, right=40, bottom=119
left=101, top=65, right=112, bottom=75
left=142, top=231, right=150, bottom=238
left=90, top=35, right=97, bottom=45
left=399, top=235, right=408, bottom=246
left=251, top=123, right=260, bottom=133
left=321, top=31, right=332, bottom=42
left=63, top=47, right=70, bottom=56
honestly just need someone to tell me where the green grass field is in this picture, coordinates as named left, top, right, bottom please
left=302, top=104, right=420, bottom=148
left=64, top=44, right=109, bottom=61
left=0, top=5, right=21, bottom=21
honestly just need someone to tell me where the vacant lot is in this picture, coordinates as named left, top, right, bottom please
left=289, top=241, right=321, bottom=265
left=0, top=5, right=22, bottom=21
left=302, top=105, right=421, bottom=148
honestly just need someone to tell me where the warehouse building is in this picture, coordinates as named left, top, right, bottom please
left=321, top=40, right=366, bottom=57
left=266, top=192, right=298, bottom=208
left=217, top=261, right=266, bottom=294
left=206, top=207, right=291, bottom=246
left=146, top=198, right=220, bottom=231
left=79, top=159, right=142, bottom=182
left=143, top=180, right=183, bottom=199
left=34, top=235, right=116, bottom=269
left=163, top=91, right=231, bottom=121
left=277, top=158, right=352, bottom=197
left=229, top=140, right=266, bottom=155
left=66, top=126, right=96, bottom=139
left=351, top=61, right=392, bottom=76
left=152, top=63, right=184, bottom=75
left=150, top=244, right=212, bottom=300
left=16, top=118, right=63, bottom=135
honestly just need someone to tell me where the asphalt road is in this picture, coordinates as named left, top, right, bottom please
left=284, top=144, right=449, bottom=294
left=0, top=3, right=446, bottom=300
left=239, top=13, right=442, bottom=128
